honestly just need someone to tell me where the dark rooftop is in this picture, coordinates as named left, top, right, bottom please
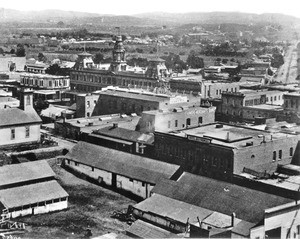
left=65, top=141, right=180, bottom=184
left=151, top=172, right=293, bottom=223
left=0, top=108, right=42, bottom=127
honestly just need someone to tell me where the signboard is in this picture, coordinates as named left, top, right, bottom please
left=170, top=95, right=188, bottom=104
left=187, top=135, right=211, bottom=144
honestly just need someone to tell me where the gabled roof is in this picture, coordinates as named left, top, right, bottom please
left=0, top=160, right=55, bottom=188
left=0, top=108, right=41, bottom=127
left=152, top=172, right=293, bottom=223
left=0, top=180, right=68, bottom=208
left=65, top=141, right=179, bottom=184
left=126, top=219, right=180, bottom=238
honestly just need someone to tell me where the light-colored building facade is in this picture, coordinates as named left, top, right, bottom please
left=0, top=89, right=41, bottom=149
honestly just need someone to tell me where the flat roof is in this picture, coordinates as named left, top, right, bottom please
left=98, top=90, right=170, bottom=102
left=65, top=141, right=180, bottom=184
left=245, top=104, right=283, bottom=110
left=159, top=123, right=294, bottom=149
left=0, top=160, right=55, bottom=188
left=0, top=180, right=68, bottom=208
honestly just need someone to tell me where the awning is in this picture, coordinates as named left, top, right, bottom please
left=34, top=90, right=56, bottom=95
left=91, top=134, right=133, bottom=145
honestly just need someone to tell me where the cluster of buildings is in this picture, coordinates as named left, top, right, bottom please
left=0, top=30, right=300, bottom=239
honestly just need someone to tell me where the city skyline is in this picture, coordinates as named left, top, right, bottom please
left=1, top=0, right=300, bottom=18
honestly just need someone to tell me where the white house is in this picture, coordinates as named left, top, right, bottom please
left=0, top=160, right=68, bottom=219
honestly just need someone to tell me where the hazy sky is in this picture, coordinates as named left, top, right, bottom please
left=1, top=0, right=300, bottom=17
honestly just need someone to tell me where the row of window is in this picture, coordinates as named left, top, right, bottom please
left=11, top=126, right=30, bottom=140
left=167, top=117, right=203, bottom=129
left=9, top=197, right=67, bottom=212
left=73, top=73, right=156, bottom=88
left=272, top=147, right=293, bottom=161
left=21, top=78, right=69, bottom=88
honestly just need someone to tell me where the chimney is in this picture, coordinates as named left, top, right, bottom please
left=113, top=123, right=118, bottom=128
left=226, top=132, right=230, bottom=141
left=19, top=88, right=34, bottom=112
left=231, top=212, right=236, bottom=227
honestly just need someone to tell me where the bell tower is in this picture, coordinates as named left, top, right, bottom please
left=110, top=28, right=127, bottom=72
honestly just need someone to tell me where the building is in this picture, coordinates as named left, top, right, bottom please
left=54, top=113, right=140, bottom=140
left=154, top=122, right=299, bottom=181
left=131, top=172, right=297, bottom=238
left=25, top=60, right=49, bottom=74
left=61, top=141, right=181, bottom=199
left=136, top=104, right=216, bottom=133
left=221, top=89, right=286, bottom=122
left=0, top=96, right=19, bottom=109
left=0, top=55, right=26, bottom=72
left=84, top=124, right=154, bottom=157
left=74, top=87, right=198, bottom=118
left=0, top=160, right=68, bottom=218
left=280, top=92, right=300, bottom=124
left=70, top=35, right=170, bottom=93
left=0, top=89, right=42, bottom=149
left=20, top=73, right=70, bottom=90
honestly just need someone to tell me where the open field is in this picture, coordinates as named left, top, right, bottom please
left=17, top=158, right=136, bottom=239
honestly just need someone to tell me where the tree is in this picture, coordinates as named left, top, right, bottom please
left=38, top=53, right=47, bottom=62
left=16, top=44, right=25, bottom=57
left=93, top=53, right=104, bottom=64
left=186, top=51, right=204, bottom=68
left=271, top=53, right=284, bottom=68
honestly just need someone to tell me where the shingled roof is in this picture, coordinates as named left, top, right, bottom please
left=0, top=160, right=55, bottom=188
left=152, top=172, right=293, bottom=223
left=0, top=180, right=68, bottom=209
left=65, top=141, right=180, bottom=184
left=0, top=108, right=41, bottom=127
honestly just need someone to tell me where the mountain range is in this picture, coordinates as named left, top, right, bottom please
left=0, top=8, right=299, bottom=27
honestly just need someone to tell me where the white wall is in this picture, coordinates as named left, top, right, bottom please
left=9, top=199, right=68, bottom=218
left=67, top=160, right=112, bottom=185
left=116, top=175, right=154, bottom=198
left=0, top=124, right=40, bottom=147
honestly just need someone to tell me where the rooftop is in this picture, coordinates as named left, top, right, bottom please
left=126, top=219, right=180, bottom=238
left=159, top=122, right=292, bottom=149
left=151, top=172, right=293, bottom=223
left=245, top=104, right=283, bottom=110
left=0, top=108, right=42, bottom=127
left=0, top=180, right=68, bottom=209
left=91, top=126, right=154, bottom=145
left=0, top=160, right=55, bottom=188
left=21, top=73, right=69, bottom=79
left=65, top=141, right=180, bottom=184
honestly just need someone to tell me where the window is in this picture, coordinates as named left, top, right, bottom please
left=11, top=128, right=15, bottom=140
left=25, top=126, right=30, bottom=138
left=26, top=95, right=31, bottom=105
left=91, top=167, right=94, bottom=172
left=87, top=112, right=90, bottom=117
left=186, top=118, right=191, bottom=126
left=75, top=162, right=79, bottom=166
left=142, top=182, right=145, bottom=187
left=279, top=150, right=282, bottom=160
left=168, top=121, right=171, bottom=128
left=290, top=147, right=294, bottom=156
left=129, top=178, right=133, bottom=182
left=273, top=151, right=276, bottom=161
left=198, top=117, right=203, bottom=124
left=175, top=120, right=178, bottom=127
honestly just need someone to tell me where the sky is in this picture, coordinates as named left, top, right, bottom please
left=1, top=0, right=300, bottom=18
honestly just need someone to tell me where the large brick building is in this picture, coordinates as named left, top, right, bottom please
left=70, top=35, right=170, bottom=93
left=154, top=122, right=299, bottom=181
left=74, top=87, right=199, bottom=118
left=221, top=89, right=286, bottom=122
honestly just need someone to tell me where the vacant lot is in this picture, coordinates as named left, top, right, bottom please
left=17, top=158, right=136, bottom=239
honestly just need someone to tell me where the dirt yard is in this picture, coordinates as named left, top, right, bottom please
left=16, top=158, right=136, bottom=239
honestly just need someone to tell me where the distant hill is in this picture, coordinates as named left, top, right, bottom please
left=133, top=11, right=300, bottom=26
left=0, top=8, right=299, bottom=29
